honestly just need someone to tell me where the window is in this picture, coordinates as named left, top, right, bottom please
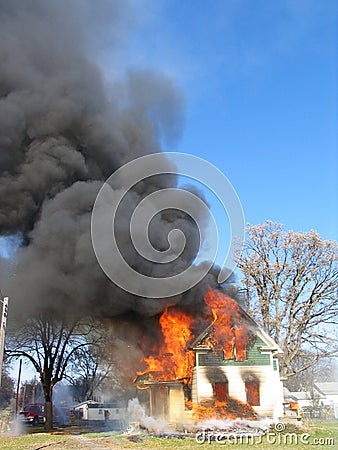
left=245, top=381, right=260, bottom=406
left=214, top=382, right=229, bottom=404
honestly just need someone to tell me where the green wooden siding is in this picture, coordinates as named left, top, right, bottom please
left=198, top=350, right=223, bottom=366
left=197, top=336, right=271, bottom=367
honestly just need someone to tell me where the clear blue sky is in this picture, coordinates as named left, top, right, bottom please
left=100, top=0, right=336, bottom=251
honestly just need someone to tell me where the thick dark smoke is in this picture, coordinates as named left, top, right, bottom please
left=0, top=0, right=225, bottom=321
left=0, top=1, right=183, bottom=232
left=0, top=0, right=243, bottom=336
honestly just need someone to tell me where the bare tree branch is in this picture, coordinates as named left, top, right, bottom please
left=6, top=314, right=100, bottom=430
left=235, top=221, right=338, bottom=378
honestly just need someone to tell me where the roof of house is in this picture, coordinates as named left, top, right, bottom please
left=283, top=387, right=326, bottom=401
left=189, top=296, right=283, bottom=354
left=314, top=382, right=338, bottom=396
left=283, top=387, right=298, bottom=402
left=73, top=400, right=99, bottom=408
left=288, top=391, right=311, bottom=401
left=73, top=400, right=121, bottom=409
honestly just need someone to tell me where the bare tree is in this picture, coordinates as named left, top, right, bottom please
left=286, top=355, right=337, bottom=392
left=6, top=314, right=99, bottom=430
left=66, top=345, right=112, bottom=403
left=235, top=221, right=338, bottom=379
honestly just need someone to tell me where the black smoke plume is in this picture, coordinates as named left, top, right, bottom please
left=0, top=1, right=233, bottom=323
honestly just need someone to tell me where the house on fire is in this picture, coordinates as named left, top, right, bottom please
left=137, top=294, right=284, bottom=423
left=189, top=317, right=284, bottom=420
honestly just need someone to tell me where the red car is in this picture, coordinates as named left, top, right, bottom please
left=19, top=403, right=46, bottom=425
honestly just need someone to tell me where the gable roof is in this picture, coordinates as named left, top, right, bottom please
left=288, top=391, right=312, bottom=400
left=189, top=321, right=215, bottom=349
left=255, top=328, right=283, bottom=354
left=73, top=400, right=99, bottom=408
left=314, top=382, right=338, bottom=396
left=284, top=387, right=327, bottom=401
left=189, top=299, right=283, bottom=355
left=73, top=400, right=121, bottom=409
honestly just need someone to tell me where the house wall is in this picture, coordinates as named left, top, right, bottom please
left=192, top=350, right=283, bottom=420
left=88, top=407, right=105, bottom=420
left=150, top=386, right=168, bottom=419
left=168, top=385, right=186, bottom=422
left=75, top=405, right=89, bottom=420
left=148, top=383, right=186, bottom=423
left=296, top=399, right=313, bottom=408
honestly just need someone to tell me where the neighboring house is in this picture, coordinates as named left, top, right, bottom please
left=314, top=382, right=338, bottom=419
left=190, top=320, right=284, bottom=420
left=283, top=388, right=322, bottom=409
left=283, top=388, right=318, bottom=418
left=283, top=383, right=338, bottom=419
left=73, top=400, right=126, bottom=422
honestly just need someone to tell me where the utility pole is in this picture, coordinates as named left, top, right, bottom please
left=0, top=296, right=9, bottom=386
left=15, top=359, right=22, bottom=415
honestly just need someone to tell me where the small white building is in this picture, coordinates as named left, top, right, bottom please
left=73, top=400, right=126, bottom=422
left=283, top=388, right=322, bottom=409
left=314, top=382, right=338, bottom=419
left=284, top=383, right=338, bottom=419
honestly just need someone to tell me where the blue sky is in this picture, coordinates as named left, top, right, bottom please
left=100, top=0, right=336, bottom=258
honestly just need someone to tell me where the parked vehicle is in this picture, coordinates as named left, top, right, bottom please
left=19, top=403, right=46, bottom=425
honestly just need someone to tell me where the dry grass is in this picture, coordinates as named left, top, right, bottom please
left=0, top=420, right=336, bottom=449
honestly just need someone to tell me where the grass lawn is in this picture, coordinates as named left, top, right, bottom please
left=0, top=433, right=69, bottom=450
left=0, top=420, right=336, bottom=449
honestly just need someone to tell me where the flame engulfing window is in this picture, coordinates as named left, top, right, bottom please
left=245, top=380, right=260, bottom=406
left=204, top=290, right=251, bottom=361
left=214, top=382, right=229, bottom=404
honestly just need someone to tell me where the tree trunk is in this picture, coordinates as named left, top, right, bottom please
left=43, top=385, right=53, bottom=431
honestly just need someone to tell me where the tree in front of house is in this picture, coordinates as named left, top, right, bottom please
left=7, top=313, right=100, bottom=430
left=236, top=221, right=338, bottom=379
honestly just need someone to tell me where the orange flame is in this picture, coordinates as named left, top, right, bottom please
left=137, top=307, right=194, bottom=380
left=204, top=289, right=250, bottom=360
left=137, top=289, right=251, bottom=382
left=187, top=399, right=257, bottom=422
left=136, top=289, right=257, bottom=421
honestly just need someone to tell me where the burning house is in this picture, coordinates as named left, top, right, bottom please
left=136, top=289, right=284, bottom=424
